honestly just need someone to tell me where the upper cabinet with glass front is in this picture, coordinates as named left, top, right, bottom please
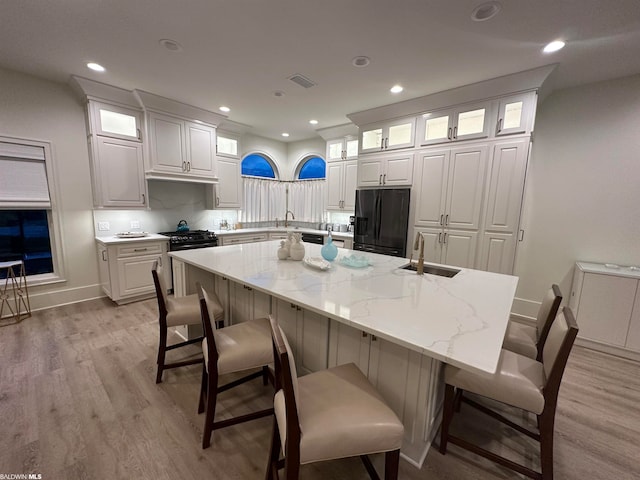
left=326, top=136, right=358, bottom=162
left=89, top=101, right=143, bottom=142
left=217, top=131, right=240, bottom=159
left=417, top=101, right=492, bottom=146
left=359, top=117, right=415, bottom=154
left=495, top=92, right=536, bottom=136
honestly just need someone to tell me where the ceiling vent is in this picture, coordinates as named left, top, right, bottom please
left=288, top=74, right=317, bottom=89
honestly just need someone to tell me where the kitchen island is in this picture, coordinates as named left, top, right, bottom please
left=169, top=240, right=518, bottom=467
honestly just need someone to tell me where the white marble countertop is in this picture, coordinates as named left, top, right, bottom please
left=170, top=240, right=518, bottom=374
left=96, top=233, right=169, bottom=245
left=213, top=227, right=353, bottom=239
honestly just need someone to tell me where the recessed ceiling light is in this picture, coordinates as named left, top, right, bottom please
left=273, top=90, right=285, bottom=97
left=281, top=133, right=290, bottom=137
left=471, top=1, right=502, bottom=22
left=390, top=85, right=404, bottom=94
left=543, top=40, right=566, bottom=53
left=309, top=119, right=318, bottom=125
left=352, top=56, right=371, bottom=68
left=159, top=39, right=183, bottom=52
left=219, top=106, right=230, bottom=113
left=87, top=62, right=105, bottom=72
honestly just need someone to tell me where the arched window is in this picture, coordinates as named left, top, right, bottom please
left=241, top=153, right=276, bottom=178
left=296, top=156, right=326, bottom=180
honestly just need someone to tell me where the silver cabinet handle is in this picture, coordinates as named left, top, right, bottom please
left=383, top=174, right=386, bottom=185
left=142, top=193, right=145, bottom=204
left=440, top=214, right=444, bottom=226
left=445, top=214, right=449, bottom=226
left=379, top=174, right=383, bottom=185
left=438, top=232, right=442, bottom=244
left=453, top=126, right=457, bottom=139
left=216, top=196, right=220, bottom=207
left=133, top=247, right=148, bottom=252
left=157, top=256, right=162, bottom=266
left=497, top=118, right=503, bottom=133
left=443, top=232, right=448, bottom=244
left=384, top=138, right=388, bottom=149
left=362, top=331, right=368, bottom=338
left=448, top=127, right=452, bottom=140
left=380, top=138, right=384, bottom=150
left=371, top=335, right=377, bottom=342
left=102, top=250, right=107, bottom=261
left=137, top=128, right=141, bottom=140
left=519, top=229, right=525, bottom=241
left=182, top=161, right=187, bottom=171
left=187, top=162, right=191, bottom=171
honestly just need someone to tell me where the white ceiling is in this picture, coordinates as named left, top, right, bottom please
left=1, top=0, right=639, bottom=142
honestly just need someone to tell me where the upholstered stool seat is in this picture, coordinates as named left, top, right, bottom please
left=202, top=317, right=273, bottom=376
left=440, top=307, right=579, bottom=480
left=503, top=322, right=539, bottom=359
left=267, top=316, right=403, bottom=480
left=152, top=261, right=216, bottom=383
left=277, top=362, right=404, bottom=465
left=445, top=349, right=546, bottom=415
left=502, top=284, right=562, bottom=360
left=197, top=284, right=274, bottom=449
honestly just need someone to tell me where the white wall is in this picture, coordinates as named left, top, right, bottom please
left=0, top=67, right=102, bottom=309
left=513, top=74, right=640, bottom=317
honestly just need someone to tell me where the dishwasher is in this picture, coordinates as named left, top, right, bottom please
left=301, top=233, right=325, bottom=244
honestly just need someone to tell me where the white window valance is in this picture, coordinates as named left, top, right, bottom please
left=0, top=141, right=51, bottom=208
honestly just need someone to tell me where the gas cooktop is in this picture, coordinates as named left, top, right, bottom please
left=158, top=230, right=218, bottom=250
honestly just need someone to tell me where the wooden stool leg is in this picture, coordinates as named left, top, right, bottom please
left=439, top=384, right=456, bottom=454
left=539, top=410, right=555, bottom=480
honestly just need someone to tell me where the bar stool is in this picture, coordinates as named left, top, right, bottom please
left=0, top=260, right=31, bottom=326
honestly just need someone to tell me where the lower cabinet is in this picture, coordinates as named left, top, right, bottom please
left=570, top=262, right=640, bottom=357
left=328, top=320, right=445, bottom=464
left=220, top=233, right=268, bottom=245
left=228, top=281, right=271, bottom=325
left=97, top=239, right=169, bottom=304
left=272, top=298, right=330, bottom=376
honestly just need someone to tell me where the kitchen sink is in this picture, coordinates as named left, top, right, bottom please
left=401, top=263, right=460, bottom=278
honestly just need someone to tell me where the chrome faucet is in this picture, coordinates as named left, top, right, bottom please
left=414, top=232, right=425, bottom=275
left=285, top=210, right=295, bottom=227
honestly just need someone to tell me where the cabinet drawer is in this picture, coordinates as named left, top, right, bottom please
left=221, top=234, right=268, bottom=245
left=116, top=242, right=165, bottom=257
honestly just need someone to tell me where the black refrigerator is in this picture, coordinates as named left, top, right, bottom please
left=354, top=188, right=410, bottom=257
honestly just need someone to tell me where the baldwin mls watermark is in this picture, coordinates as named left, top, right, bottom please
left=0, top=474, right=42, bottom=479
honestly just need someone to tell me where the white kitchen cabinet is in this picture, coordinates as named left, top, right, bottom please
left=570, top=262, right=640, bottom=357
left=360, top=117, right=416, bottom=154
left=212, top=157, right=242, bottom=209
left=90, top=136, right=146, bottom=208
left=219, top=233, right=268, bottom=246
left=326, top=136, right=359, bottom=162
left=328, top=320, right=444, bottom=462
left=495, top=92, right=536, bottom=136
left=96, top=239, right=169, bottom=305
left=273, top=298, right=330, bottom=376
left=357, top=152, right=414, bottom=187
left=89, top=101, right=142, bottom=142
left=415, top=227, right=478, bottom=269
left=417, top=101, right=492, bottom=146
left=228, top=281, right=271, bottom=325
left=327, top=160, right=357, bottom=210
left=147, top=111, right=217, bottom=182
left=476, top=138, right=529, bottom=274
left=413, top=144, right=487, bottom=269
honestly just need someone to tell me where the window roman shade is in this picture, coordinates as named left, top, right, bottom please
left=0, top=141, right=51, bottom=208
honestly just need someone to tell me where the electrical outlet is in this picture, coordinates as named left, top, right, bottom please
left=130, top=220, right=141, bottom=229
left=98, top=221, right=110, bottom=231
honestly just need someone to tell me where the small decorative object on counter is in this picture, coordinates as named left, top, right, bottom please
left=277, top=240, right=289, bottom=260
left=289, top=233, right=305, bottom=261
left=321, top=232, right=338, bottom=262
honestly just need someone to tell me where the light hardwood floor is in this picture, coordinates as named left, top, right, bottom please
left=1, top=297, right=639, bottom=479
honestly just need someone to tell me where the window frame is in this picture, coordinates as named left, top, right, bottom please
left=0, top=135, right=66, bottom=286
left=241, top=151, right=279, bottom=179
left=295, top=155, right=326, bottom=180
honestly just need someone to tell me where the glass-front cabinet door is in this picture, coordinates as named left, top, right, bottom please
left=418, top=102, right=490, bottom=146
left=90, top=101, right=142, bottom=142
left=496, top=92, right=535, bottom=136
left=360, top=117, right=415, bottom=154
left=327, top=136, right=359, bottom=162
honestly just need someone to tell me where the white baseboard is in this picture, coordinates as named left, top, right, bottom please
left=25, top=283, right=105, bottom=314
